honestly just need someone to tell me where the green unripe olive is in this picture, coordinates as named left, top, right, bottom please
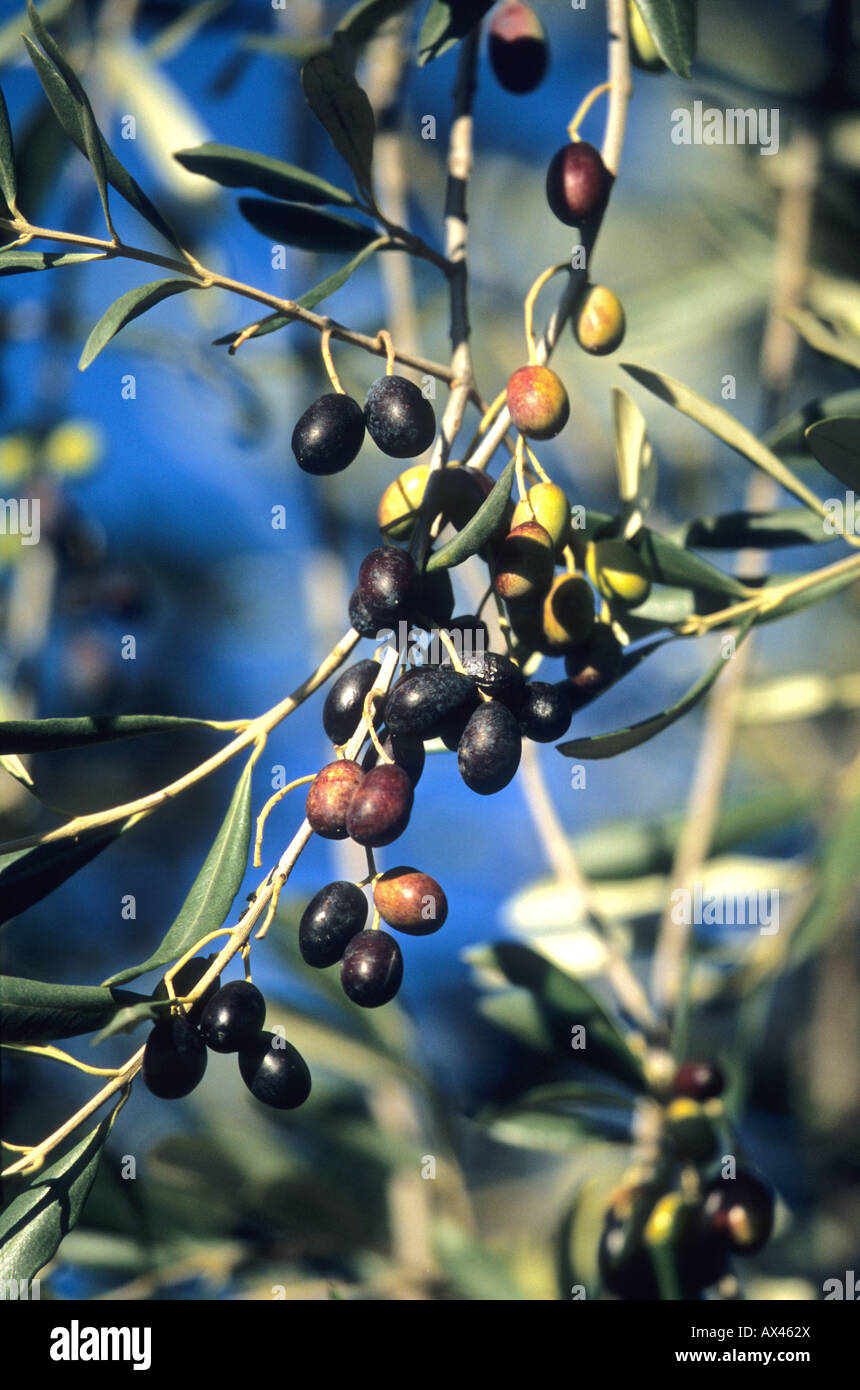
left=629, top=0, right=667, bottom=72
left=541, top=573, right=595, bottom=654
left=511, top=482, right=571, bottom=555
left=377, top=462, right=430, bottom=540
left=506, top=365, right=570, bottom=441
left=493, top=521, right=555, bottom=602
left=665, top=1097, right=718, bottom=1163
left=586, top=539, right=652, bottom=608
left=574, top=284, right=626, bottom=356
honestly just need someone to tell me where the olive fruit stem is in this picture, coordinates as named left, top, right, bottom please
left=2, top=1042, right=122, bottom=1079
left=524, top=262, right=568, bottom=364
left=361, top=689, right=392, bottom=764
left=376, top=328, right=397, bottom=375
left=253, top=774, right=316, bottom=868
left=567, top=80, right=612, bottom=143
left=514, top=434, right=528, bottom=503
left=524, top=444, right=552, bottom=484
left=319, top=323, right=346, bottom=394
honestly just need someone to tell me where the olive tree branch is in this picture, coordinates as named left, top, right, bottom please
left=0, top=216, right=459, bottom=385
left=461, top=0, right=632, bottom=476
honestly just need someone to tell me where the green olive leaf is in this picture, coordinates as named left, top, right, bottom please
left=622, top=363, right=838, bottom=527
left=173, top=143, right=355, bottom=206
left=237, top=197, right=378, bottom=254
left=0, top=976, right=149, bottom=1043
left=22, top=32, right=179, bottom=249
left=631, top=0, right=696, bottom=79
left=558, top=614, right=756, bottom=759
left=804, top=417, right=860, bottom=492
left=79, top=278, right=200, bottom=371
left=0, top=83, right=17, bottom=211
left=0, top=249, right=107, bottom=276
left=785, top=309, right=860, bottom=374
left=0, top=713, right=223, bottom=754
left=0, top=1104, right=120, bottom=1283
left=102, top=753, right=255, bottom=987
left=301, top=52, right=375, bottom=199
left=668, top=508, right=834, bottom=549
left=0, top=819, right=136, bottom=927
left=417, top=0, right=494, bottom=65
left=425, top=458, right=515, bottom=573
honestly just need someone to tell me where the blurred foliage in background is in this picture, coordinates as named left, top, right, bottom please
left=0, top=0, right=858, bottom=1299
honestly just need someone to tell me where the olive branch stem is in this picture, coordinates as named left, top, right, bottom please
left=0, top=216, right=459, bottom=385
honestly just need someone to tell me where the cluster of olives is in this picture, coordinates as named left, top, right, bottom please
left=142, top=957, right=311, bottom=1110
left=298, top=867, right=447, bottom=1008
left=291, top=374, right=436, bottom=476
left=599, top=1060, right=776, bottom=1299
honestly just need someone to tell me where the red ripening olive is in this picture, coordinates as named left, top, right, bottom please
left=493, top=521, right=555, bottom=603
left=673, top=1060, right=725, bottom=1102
left=545, top=140, right=611, bottom=228
left=506, top=365, right=570, bottom=441
left=373, top=866, right=448, bottom=935
left=345, top=762, right=414, bottom=847
left=488, top=2, right=549, bottom=95
left=305, top=760, right=365, bottom=840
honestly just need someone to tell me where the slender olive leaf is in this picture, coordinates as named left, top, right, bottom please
left=237, top=197, right=378, bottom=254
left=513, top=1081, right=637, bottom=1108
left=425, top=458, right=516, bottom=573
left=631, top=0, right=696, bottom=78
left=612, top=388, right=657, bottom=540
left=570, top=786, right=814, bottom=882
left=79, top=278, right=200, bottom=371
left=211, top=236, right=388, bottom=348
left=92, top=998, right=159, bottom=1044
left=418, top=0, right=495, bottom=65
left=804, top=417, right=860, bottom=492
left=0, top=249, right=106, bottom=276
left=634, top=529, right=751, bottom=600
left=240, top=35, right=330, bottom=63
left=22, top=39, right=180, bottom=250
left=786, top=308, right=860, bottom=374
left=622, top=364, right=834, bottom=523
left=0, top=976, right=149, bottom=1043
left=0, top=819, right=134, bottom=928
left=0, top=84, right=16, bottom=211
left=668, top=508, right=833, bottom=549
left=0, top=1105, right=119, bottom=1283
left=301, top=52, right=375, bottom=198
left=173, top=143, right=355, bottom=206
left=0, top=713, right=223, bottom=754
left=558, top=614, right=756, bottom=760
left=103, top=754, right=254, bottom=987
left=764, top=388, right=860, bottom=459
left=478, top=1106, right=632, bottom=1153
left=476, top=989, right=554, bottom=1052
left=146, top=0, right=229, bottom=63
left=468, top=941, right=645, bottom=1088
left=0, top=753, right=34, bottom=791
left=24, top=5, right=113, bottom=233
